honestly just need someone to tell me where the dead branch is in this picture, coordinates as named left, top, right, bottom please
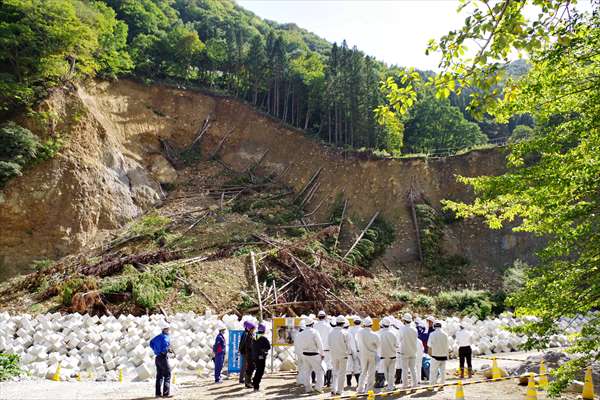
left=293, top=167, right=322, bottom=203
left=332, top=199, right=348, bottom=252
left=209, top=129, right=235, bottom=159
left=342, top=211, right=380, bottom=261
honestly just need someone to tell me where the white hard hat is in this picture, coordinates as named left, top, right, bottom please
left=426, top=315, right=435, bottom=322
left=336, top=315, right=347, bottom=325
left=318, top=310, right=327, bottom=317
left=381, top=317, right=391, bottom=327
left=304, top=318, right=315, bottom=326
left=160, top=322, right=170, bottom=330
left=403, top=313, right=413, bottom=322
left=434, top=320, right=443, bottom=327
left=363, top=317, right=373, bottom=327
left=353, top=316, right=362, bottom=324
left=217, top=322, right=226, bottom=331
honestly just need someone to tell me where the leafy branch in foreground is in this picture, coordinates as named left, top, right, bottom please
left=435, top=2, right=599, bottom=394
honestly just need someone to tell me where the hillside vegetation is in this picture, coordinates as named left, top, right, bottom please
left=1, top=0, right=528, bottom=162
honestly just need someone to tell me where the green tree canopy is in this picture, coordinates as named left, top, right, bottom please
left=403, top=90, right=487, bottom=153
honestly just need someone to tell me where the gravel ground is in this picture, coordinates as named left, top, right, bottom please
left=0, top=351, right=580, bottom=400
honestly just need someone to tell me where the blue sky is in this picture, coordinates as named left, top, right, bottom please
left=236, top=0, right=465, bottom=70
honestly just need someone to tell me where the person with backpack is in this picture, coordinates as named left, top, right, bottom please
left=213, top=322, right=227, bottom=383
left=251, top=323, right=271, bottom=392
left=239, top=320, right=256, bottom=387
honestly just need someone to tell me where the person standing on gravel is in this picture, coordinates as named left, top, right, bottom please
left=239, top=321, right=256, bottom=387
left=251, top=324, right=271, bottom=392
left=455, top=324, right=474, bottom=379
left=427, top=321, right=449, bottom=388
left=378, top=317, right=398, bottom=392
left=296, top=318, right=325, bottom=394
left=347, top=316, right=362, bottom=386
left=315, top=310, right=333, bottom=387
left=356, top=317, right=380, bottom=394
left=399, top=313, right=419, bottom=388
left=149, top=322, right=173, bottom=398
left=328, top=316, right=351, bottom=396
left=212, top=322, right=227, bottom=383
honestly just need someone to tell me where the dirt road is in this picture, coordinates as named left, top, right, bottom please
left=0, top=351, right=578, bottom=400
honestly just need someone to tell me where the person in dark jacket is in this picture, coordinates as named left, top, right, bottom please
left=149, top=323, right=173, bottom=398
left=213, top=322, right=227, bottom=383
left=238, top=321, right=256, bottom=387
left=251, top=323, right=271, bottom=392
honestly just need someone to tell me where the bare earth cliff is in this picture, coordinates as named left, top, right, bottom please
left=0, top=80, right=537, bottom=279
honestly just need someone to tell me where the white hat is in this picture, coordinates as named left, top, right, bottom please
left=426, top=315, right=435, bottom=322
left=403, top=313, right=413, bottom=322
left=362, top=317, right=373, bottom=327
left=353, top=316, right=362, bottom=324
left=304, top=318, right=315, bottom=326
left=336, top=315, right=347, bottom=325
left=160, top=322, right=170, bottom=330
left=318, top=310, right=327, bottom=317
left=381, top=317, right=391, bottom=327
left=216, top=322, right=226, bottom=331
left=434, top=320, right=443, bottom=327
left=343, top=320, right=350, bottom=328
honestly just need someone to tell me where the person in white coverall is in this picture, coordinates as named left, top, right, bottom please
left=356, top=317, right=380, bottom=394
left=315, top=310, right=333, bottom=386
left=295, top=318, right=325, bottom=393
left=347, top=317, right=362, bottom=386
left=378, top=317, right=398, bottom=391
left=399, top=313, right=419, bottom=388
left=294, top=320, right=307, bottom=386
left=427, top=321, right=449, bottom=388
left=416, top=336, right=424, bottom=384
left=328, top=316, right=351, bottom=395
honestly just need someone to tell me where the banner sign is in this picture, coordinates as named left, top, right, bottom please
left=272, top=317, right=302, bottom=347
left=227, top=330, right=244, bottom=373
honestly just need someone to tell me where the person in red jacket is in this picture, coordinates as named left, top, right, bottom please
left=213, top=322, right=227, bottom=383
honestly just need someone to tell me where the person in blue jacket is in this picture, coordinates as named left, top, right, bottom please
left=150, top=322, right=173, bottom=398
left=213, top=322, right=227, bottom=383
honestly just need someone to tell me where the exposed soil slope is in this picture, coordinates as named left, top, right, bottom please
left=1, top=79, right=537, bottom=280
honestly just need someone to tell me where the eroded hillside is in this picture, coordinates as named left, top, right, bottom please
left=1, top=80, right=536, bottom=277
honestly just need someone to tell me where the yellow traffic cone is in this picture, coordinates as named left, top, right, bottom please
left=538, top=360, right=548, bottom=390
left=76, top=372, right=81, bottom=382
left=52, top=362, right=62, bottom=382
left=492, top=357, right=502, bottom=380
left=525, top=373, right=537, bottom=400
left=455, top=380, right=465, bottom=399
left=119, top=368, right=123, bottom=383
left=582, top=366, right=595, bottom=400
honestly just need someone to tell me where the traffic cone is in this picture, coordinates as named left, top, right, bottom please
left=119, top=368, right=123, bottom=383
left=76, top=372, right=81, bottom=382
left=582, top=366, right=595, bottom=400
left=172, top=371, right=177, bottom=385
left=455, top=380, right=465, bottom=399
left=538, top=360, right=548, bottom=390
left=525, top=373, right=537, bottom=400
left=52, top=362, right=62, bottom=381
left=492, top=357, right=502, bottom=380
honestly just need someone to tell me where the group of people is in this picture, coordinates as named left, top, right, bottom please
left=294, top=311, right=474, bottom=396
left=148, top=312, right=475, bottom=397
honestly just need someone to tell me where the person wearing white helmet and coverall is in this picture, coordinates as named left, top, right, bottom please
left=315, top=310, right=333, bottom=386
left=399, top=313, right=419, bottom=388
left=294, top=320, right=307, bottom=386
left=328, top=316, right=352, bottom=396
left=427, top=321, right=449, bottom=387
left=378, top=317, right=398, bottom=391
left=392, top=318, right=403, bottom=385
left=347, top=316, right=362, bottom=386
left=149, top=322, right=173, bottom=398
left=356, top=317, right=380, bottom=394
left=295, top=318, right=325, bottom=393
left=212, top=322, right=227, bottom=383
